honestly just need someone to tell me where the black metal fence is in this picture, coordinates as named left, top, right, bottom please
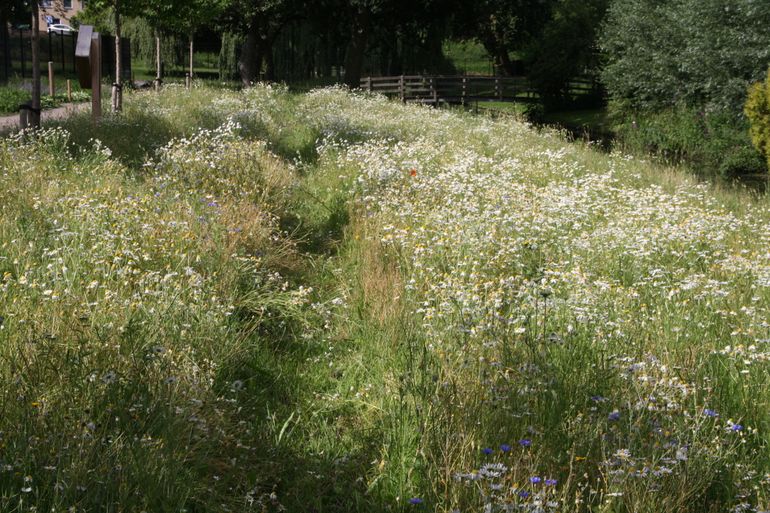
left=0, top=28, right=131, bottom=83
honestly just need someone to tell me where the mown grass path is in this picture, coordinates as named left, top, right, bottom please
left=0, top=101, right=89, bottom=134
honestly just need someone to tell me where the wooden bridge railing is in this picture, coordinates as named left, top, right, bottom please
left=360, top=75, right=601, bottom=104
left=360, top=75, right=534, bottom=104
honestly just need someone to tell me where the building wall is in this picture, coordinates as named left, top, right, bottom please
left=39, top=0, right=86, bottom=29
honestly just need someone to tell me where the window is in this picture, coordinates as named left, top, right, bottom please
left=64, top=0, right=72, bottom=7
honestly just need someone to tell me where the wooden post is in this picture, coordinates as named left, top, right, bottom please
left=399, top=75, right=405, bottom=103
left=48, top=61, right=55, bottom=97
left=154, top=35, right=161, bottom=91
left=462, top=77, right=467, bottom=105
left=366, top=76, right=372, bottom=92
left=496, top=78, right=502, bottom=101
left=430, top=77, right=437, bottom=104
left=66, top=79, right=71, bottom=102
left=188, top=32, right=194, bottom=81
left=91, top=33, right=101, bottom=122
left=185, top=73, right=191, bottom=90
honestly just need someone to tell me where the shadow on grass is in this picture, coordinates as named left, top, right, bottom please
left=55, top=108, right=178, bottom=169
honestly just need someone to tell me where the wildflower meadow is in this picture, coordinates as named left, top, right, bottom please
left=0, top=84, right=769, bottom=512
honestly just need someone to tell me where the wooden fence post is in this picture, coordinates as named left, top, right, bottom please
left=66, top=79, right=72, bottom=102
left=48, top=62, right=55, bottom=97
left=366, top=76, right=372, bottom=92
left=430, top=77, right=437, bottom=104
left=399, top=75, right=405, bottom=102
left=462, top=77, right=467, bottom=105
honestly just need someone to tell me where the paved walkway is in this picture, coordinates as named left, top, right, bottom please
left=0, top=102, right=91, bottom=134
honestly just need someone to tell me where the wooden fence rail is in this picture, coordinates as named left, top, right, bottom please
left=360, top=75, right=534, bottom=104
left=360, top=75, right=601, bottom=105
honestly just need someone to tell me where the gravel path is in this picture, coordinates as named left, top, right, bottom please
left=0, top=102, right=91, bottom=134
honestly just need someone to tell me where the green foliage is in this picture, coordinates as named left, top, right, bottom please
left=745, top=69, right=770, bottom=169
left=442, top=39, right=493, bottom=75
left=451, top=0, right=554, bottom=76
left=526, top=0, right=607, bottom=109
left=613, top=103, right=766, bottom=177
left=0, top=86, right=30, bottom=115
left=218, top=31, right=241, bottom=80
left=0, top=87, right=91, bottom=116
left=600, top=0, right=770, bottom=115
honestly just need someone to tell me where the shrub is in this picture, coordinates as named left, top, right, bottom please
left=745, top=69, right=770, bottom=169
left=614, top=103, right=766, bottom=177
left=0, top=87, right=30, bottom=115
left=600, top=0, right=770, bottom=115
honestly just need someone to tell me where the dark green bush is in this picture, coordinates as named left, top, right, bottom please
left=718, top=146, right=766, bottom=178
left=0, top=87, right=31, bottom=115
left=614, top=104, right=766, bottom=177
left=600, top=0, right=770, bottom=114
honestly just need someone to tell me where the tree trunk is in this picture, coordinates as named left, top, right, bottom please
left=496, top=47, right=516, bottom=77
left=30, top=3, right=41, bottom=128
left=238, top=22, right=259, bottom=86
left=112, top=0, right=122, bottom=112
left=480, top=33, right=515, bottom=77
left=344, top=8, right=370, bottom=89
left=189, top=31, right=194, bottom=79
left=259, top=34, right=275, bottom=82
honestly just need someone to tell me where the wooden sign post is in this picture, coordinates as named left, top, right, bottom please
left=75, top=25, right=102, bottom=122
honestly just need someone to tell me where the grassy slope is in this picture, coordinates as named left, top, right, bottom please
left=0, top=85, right=768, bottom=513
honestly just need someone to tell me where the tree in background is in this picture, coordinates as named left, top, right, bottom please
left=217, top=0, right=299, bottom=86
left=600, top=0, right=770, bottom=115
left=29, top=0, right=41, bottom=127
left=600, top=0, right=770, bottom=176
left=0, top=0, right=29, bottom=85
left=451, top=0, right=553, bottom=76
left=82, top=0, right=150, bottom=112
left=143, top=0, right=227, bottom=84
left=526, top=0, right=607, bottom=109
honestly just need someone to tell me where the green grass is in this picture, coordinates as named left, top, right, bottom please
left=0, top=84, right=768, bottom=513
left=0, top=78, right=91, bottom=115
left=541, top=108, right=609, bottom=130
left=442, top=39, right=494, bottom=75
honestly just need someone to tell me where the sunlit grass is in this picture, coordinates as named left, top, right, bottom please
left=0, top=84, right=768, bottom=512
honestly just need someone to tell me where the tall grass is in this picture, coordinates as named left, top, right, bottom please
left=0, top=83, right=768, bottom=512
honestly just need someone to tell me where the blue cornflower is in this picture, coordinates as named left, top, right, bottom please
left=608, top=410, right=621, bottom=421
left=519, top=439, right=532, bottom=447
left=408, top=497, right=423, bottom=505
left=704, top=409, right=719, bottom=417
left=545, top=478, right=558, bottom=486
left=500, top=444, right=512, bottom=452
left=518, top=490, right=530, bottom=499
left=530, top=476, right=541, bottom=484
left=482, top=447, right=493, bottom=455
left=731, top=423, right=743, bottom=432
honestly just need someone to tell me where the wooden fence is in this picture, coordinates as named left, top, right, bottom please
left=360, top=75, right=601, bottom=104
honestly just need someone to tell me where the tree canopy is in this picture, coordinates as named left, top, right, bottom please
left=600, top=0, right=770, bottom=114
